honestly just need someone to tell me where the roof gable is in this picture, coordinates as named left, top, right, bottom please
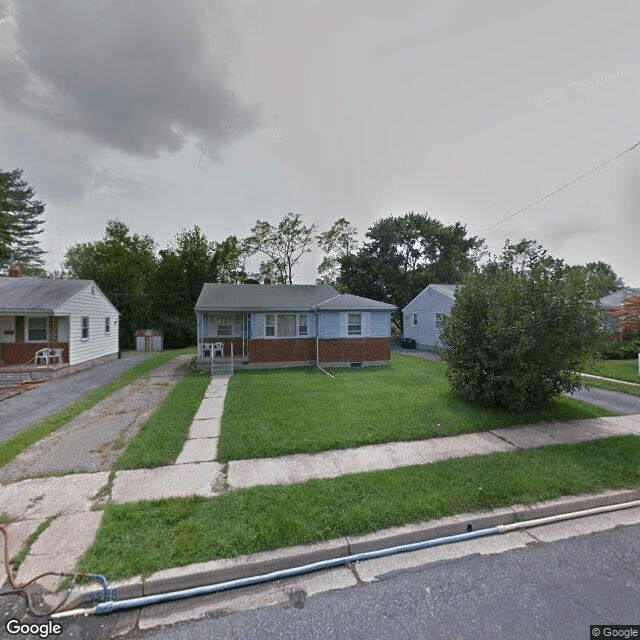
left=0, top=277, right=95, bottom=313
left=403, top=283, right=462, bottom=311
left=314, top=293, right=395, bottom=311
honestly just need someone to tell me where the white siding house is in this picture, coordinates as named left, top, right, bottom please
left=0, top=275, right=119, bottom=368
left=402, top=284, right=462, bottom=351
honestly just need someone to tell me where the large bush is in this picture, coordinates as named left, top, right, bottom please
left=440, top=254, right=603, bottom=411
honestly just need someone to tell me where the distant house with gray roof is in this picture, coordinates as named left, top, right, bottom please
left=598, top=287, right=640, bottom=336
left=402, top=283, right=462, bottom=351
left=0, top=267, right=119, bottom=369
left=195, top=283, right=395, bottom=367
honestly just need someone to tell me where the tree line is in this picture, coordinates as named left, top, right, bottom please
left=1, top=168, right=626, bottom=350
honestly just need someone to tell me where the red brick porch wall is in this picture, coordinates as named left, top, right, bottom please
left=248, top=338, right=316, bottom=363
left=318, top=337, right=391, bottom=363
left=1, top=342, right=70, bottom=365
left=202, top=337, right=244, bottom=357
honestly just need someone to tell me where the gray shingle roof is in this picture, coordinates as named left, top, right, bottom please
left=599, top=288, right=640, bottom=309
left=0, top=277, right=92, bottom=313
left=314, top=293, right=395, bottom=310
left=195, top=284, right=340, bottom=311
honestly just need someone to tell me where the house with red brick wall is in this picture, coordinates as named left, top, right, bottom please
left=195, top=283, right=395, bottom=368
left=0, top=269, right=120, bottom=369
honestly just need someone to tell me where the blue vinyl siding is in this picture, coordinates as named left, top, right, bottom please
left=370, top=310, right=391, bottom=337
left=318, top=311, right=341, bottom=337
left=403, top=286, right=456, bottom=349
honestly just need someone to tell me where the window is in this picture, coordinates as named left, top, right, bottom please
left=435, top=313, right=446, bottom=330
left=277, top=314, right=296, bottom=337
left=298, top=314, right=308, bottom=336
left=265, top=314, right=275, bottom=337
left=412, top=313, right=418, bottom=326
left=82, top=316, right=89, bottom=341
left=28, top=317, right=47, bottom=342
left=348, top=313, right=362, bottom=336
left=217, top=315, right=233, bottom=336
left=105, top=317, right=110, bottom=335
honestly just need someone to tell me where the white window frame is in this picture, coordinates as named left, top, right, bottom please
left=26, top=317, right=48, bottom=342
left=347, top=313, right=362, bottom=336
left=81, top=316, right=90, bottom=341
left=412, top=312, right=418, bottom=326
left=265, top=314, right=276, bottom=337
left=435, top=313, right=446, bottom=330
left=105, top=317, right=111, bottom=335
left=297, top=314, right=308, bottom=337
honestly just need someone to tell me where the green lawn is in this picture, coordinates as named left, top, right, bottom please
left=217, top=354, right=610, bottom=461
left=582, top=377, right=640, bottom=397
left=78, top=435, right=640, bottom=580
left=0, top=348, right=195, bottom=469
left=114, top=370, right=210, bottom=470
left=590, top=359, right=640, bottom=383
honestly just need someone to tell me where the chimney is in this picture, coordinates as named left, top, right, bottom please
left=263, top=276, right=272, bottom=285
left=8, top=263, right=23, bottom=278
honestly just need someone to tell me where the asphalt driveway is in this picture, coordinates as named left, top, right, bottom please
left=0, top=354, right=151, bottom=442
left=568, top=386, right=640, bottom=414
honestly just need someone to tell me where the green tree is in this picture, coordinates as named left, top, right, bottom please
left=338, top=212, right=479, bottom=324
left=213, top=235, right=250, bottom=283
left=0, top=168, right=46, bottom=273
left=316, top=218, right=359, bottom=285
left=151, top=226, right=218, bottom=348
left=246, top=213, right=317, bottom=284
left=65, top=220, right=158, bottom=349
left=440, top=243, right=603, bottom=411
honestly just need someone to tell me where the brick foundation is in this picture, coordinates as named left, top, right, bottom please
left=249, top=338, right=316, bottom=363
left=1, top=342, right=69, bottom=366
left=318, top=337, right=391, bottom=363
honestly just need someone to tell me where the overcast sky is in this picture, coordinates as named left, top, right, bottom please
left=1, top=0, right=639, bottom=285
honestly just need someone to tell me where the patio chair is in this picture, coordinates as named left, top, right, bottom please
left=51, top=348, right=63, bottom=364
left=212, top=342, right=224, bottom=357
left=34, top=348, right=51, bottom=366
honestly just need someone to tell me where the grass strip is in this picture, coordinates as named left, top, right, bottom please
left=0, top=348, right=194, bottom=470
left=218, top=354, right=610, bottom=461
left=78, top=435, right=640, bottom=580
left=114, top=370, right=211, bottom=470
left=589, top=359, right=640, bottom=383
left=10, top=516, right=55, bottom=571
left=582, top=376, right=640, bottom=397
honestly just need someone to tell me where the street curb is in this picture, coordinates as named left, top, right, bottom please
left=61, top=487, right=640, bottom=611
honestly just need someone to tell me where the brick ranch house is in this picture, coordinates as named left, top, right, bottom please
left=0, top=266, right=120, bottom=370
left=195, top=283, right=395, bottom=368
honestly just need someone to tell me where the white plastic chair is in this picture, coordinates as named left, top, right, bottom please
left=51, top=348, right=63, bottom=364
left=34, top=348, right=51, bottom=366
left=212, top=342, right=224, bottom=357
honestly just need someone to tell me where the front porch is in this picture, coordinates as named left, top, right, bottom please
left=0, top=361, right=70, bottom=386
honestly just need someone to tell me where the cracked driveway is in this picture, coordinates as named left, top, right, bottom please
left=0, top=355, right=191, bottom=482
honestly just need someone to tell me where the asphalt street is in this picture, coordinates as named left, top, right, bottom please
left=0, top=354, right=150, bottom=442
left=569, top=386, right=640, bottom=414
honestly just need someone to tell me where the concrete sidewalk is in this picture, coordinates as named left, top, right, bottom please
left=2, top=372, right=640, bottom=599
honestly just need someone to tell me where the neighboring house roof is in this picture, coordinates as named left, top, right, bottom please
left=403, top=283, right=463, bottom=311
left=196, top=284, right=340, bottom=312
left=0, top=276, right=110, bottom=314
left=599, top=288, right=640, bottom=310
left=314, top=293, right=395, bottom=311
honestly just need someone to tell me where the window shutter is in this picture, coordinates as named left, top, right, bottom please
left=362, top=312, right=370, bottom=337
left=339, top=312, right=348, bottom=338
left=256, top=313, right=265, bottom=338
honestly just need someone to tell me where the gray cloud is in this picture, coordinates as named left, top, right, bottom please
left=0, top=0, right=258, bottom=159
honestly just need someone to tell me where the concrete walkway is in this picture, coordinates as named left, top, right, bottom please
left=2, top=371, right=640, bottom=594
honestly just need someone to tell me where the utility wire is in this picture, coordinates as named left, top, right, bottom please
left=481, top=138, right=640, bottom=233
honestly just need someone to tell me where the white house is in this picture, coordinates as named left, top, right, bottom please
left=402, top=284, right=462, bottom=351
left=0, top=269, right=120, bottom=369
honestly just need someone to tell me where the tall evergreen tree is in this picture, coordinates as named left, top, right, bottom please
left=0, top=169, right=46, bottom=273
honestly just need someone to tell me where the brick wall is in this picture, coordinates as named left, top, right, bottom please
left=1, top=342, right=69, bottom=365
left=318, top=337, right=391, bottom=363
left=248, top=338, right=316, bottom=363
left=202, top=337, right=244, bottom=357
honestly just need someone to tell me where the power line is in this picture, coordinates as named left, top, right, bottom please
left=481, top=138, right=640, bottom=233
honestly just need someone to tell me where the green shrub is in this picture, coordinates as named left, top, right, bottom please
left=440, top=245, right=603, bottom=411
left=601, top=340, right=640, bottom=360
